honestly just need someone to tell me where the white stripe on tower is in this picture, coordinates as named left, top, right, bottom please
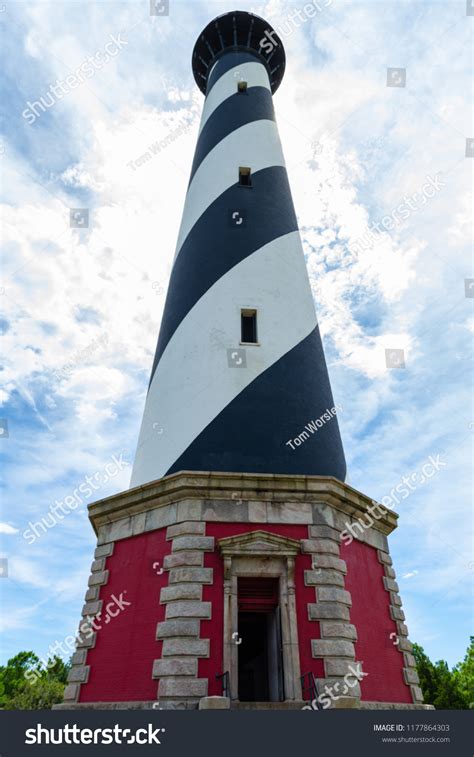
left=199, top=62, right=271, bottom=134
left=174, top=120, right=284, bottom=259
left=130, top=231, right=317, bottom=487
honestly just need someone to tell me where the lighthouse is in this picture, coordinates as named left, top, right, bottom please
left=60, top=11, right=427, bottom=711
left=130, top=10, right=346, bottom=488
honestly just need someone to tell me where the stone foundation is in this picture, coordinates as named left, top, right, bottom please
left=56, top=472, right=428, bottom=711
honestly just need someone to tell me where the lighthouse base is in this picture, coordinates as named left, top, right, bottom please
left=59, top=472, right=427, bottom=710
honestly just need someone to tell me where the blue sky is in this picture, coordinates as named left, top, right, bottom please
left=0, top=0, right=472, bottom=669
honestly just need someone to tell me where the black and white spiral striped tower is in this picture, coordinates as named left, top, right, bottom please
left=131, top=11, right=346, bottom=488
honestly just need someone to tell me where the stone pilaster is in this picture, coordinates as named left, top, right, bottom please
left=63, top=542, right=114, bottom=704
left=153, top=522, right=214, bottom=706
left=305, top=524, right=362, bottom=706
left=377, top=549, right=423, bottom=705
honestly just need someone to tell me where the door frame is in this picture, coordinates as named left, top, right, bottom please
left=218, top=530, right=302, bottom=701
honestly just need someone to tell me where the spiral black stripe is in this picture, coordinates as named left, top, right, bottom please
left=166, top=327, right=347, bottom=481
left=149, top=166, right=298, bottom=385
left=190, top=87, right=275, bottom=182
left=206, top=50, right=263, bottom=94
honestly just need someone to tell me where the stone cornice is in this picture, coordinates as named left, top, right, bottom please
left=87, top=471, right=398, bottom=535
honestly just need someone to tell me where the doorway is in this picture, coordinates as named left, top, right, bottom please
left=237, top=577, right=284, bottom=702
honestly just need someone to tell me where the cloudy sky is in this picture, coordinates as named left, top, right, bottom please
left=0, top=0, right=472, bottom=670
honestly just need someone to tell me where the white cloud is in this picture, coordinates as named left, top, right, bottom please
left=0, top=523, right=19, bottom=535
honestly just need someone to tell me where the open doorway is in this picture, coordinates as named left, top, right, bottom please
left=237, top=577, right=285, bottom=702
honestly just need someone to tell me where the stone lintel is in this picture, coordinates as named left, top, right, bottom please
left=218, top=529, right=301, bottom=558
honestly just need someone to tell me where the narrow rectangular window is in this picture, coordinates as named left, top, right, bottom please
left=239, top=166, right=252, bottom=187
left=241, top=309, right=257, bottom=343
left=237, top=81, right=248, bottom=93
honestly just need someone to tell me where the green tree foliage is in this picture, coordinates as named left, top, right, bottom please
left=453, top=635, right=474, bottom=708
left=413, top=638, right=473, bottom=709
left=7, top=679, right=66, bottom=710
left=0, top=651, right=70, bottom=710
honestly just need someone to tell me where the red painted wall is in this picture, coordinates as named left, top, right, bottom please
left=80, top=528, right=171, bottom=702
left=79, top=522, right=410, bottom=704
left=342, top=538, right=412, bottom=703
left=201, top=523, right=323, bottom=698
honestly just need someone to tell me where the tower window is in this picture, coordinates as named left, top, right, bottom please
left=241, top=309, right=257, bottom=344
left=237, top=81, right=248, bottom=93
left=239, top=167, right=252, bottom=187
